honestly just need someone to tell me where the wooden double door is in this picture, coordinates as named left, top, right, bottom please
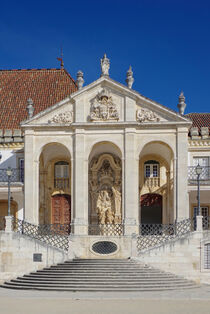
left=51, top=194, right=71, bottom=225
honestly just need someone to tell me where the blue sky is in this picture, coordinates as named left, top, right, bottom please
left=0, top=0, right=210, bottom=113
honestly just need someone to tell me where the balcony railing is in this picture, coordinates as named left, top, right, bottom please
left=188, top=166, right=210, bottom=185
left=0, top=168, right=24, bottom=184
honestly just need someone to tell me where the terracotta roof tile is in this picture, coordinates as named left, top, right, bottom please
left=185, top=113, right=210, bottom=134
left=0, top=68, right=77, bottom=130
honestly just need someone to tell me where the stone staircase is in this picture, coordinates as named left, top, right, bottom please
left=1, top=259, right=198, bottom=291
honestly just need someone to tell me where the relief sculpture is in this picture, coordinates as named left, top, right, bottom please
left=90, top=89, right=119, bottom=121
left=136, top=108, right=159, bottom=123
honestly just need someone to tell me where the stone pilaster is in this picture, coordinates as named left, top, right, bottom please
left=123, top=128, right=139, bottom=235
left=72, top=129, right=88, bottom=235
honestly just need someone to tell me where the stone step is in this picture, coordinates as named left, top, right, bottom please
left=24, top=274, right=176, bottom=279
left=14, top=278, right=193, bottom=284
left=4, top=282, right=197, bottom=291
left=1, top=258, right=198, bottom=292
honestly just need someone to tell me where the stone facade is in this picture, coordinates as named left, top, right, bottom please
left=0, top=57, right=209, bottom=258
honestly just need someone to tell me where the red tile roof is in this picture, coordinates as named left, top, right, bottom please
left=186, top=113, right=210, bottom=133
left=0, top=68, right=77, bottom=130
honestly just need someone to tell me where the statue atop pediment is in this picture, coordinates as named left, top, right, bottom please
left=100, top=54, right=110, bottom=76
left=90, top=89, right=119, bottom=121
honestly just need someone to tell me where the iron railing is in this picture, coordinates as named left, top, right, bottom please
left=13, top=219, right=70, bottom=251
left=188, top=166, right=210, bottom=185
left=137, top=218, right=193, bottom=252
left=0, top=168, right=24, bottom=183
left=203, top=216, right=210, bottom=230
left=0, top=216, right=5, bottom=231
left=88, top=224, right=123, bottom=236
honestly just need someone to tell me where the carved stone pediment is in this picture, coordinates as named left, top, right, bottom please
left=136, top=108, right=159, bottom=123
left=90, top=89, right=119, bottom=121
left=48, top=111, right=73, bottom=124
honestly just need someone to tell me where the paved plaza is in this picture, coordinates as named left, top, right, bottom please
left=0, top=285, right=210, bottom=314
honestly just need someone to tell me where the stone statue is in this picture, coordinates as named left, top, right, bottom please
left=96, top=190, right=112, bottom=224
left=100, top=54, right=110, bottom=76
left=106, top=207, right=114, bottom=224
left=112, top=186, right=121, bottom=217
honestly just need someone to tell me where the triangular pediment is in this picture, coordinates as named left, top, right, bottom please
left=21, top=76, right=191, bottom=127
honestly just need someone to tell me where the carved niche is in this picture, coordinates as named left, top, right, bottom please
left=136, top=108, right=159, bottom=123
left=89, top=154, right=122, bottom=225
left=49, top=111, right=73, bottom=124
left=90, top=89, right=119, bottom=121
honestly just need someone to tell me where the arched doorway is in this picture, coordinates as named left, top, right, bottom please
left=51, top=194, right=71, bottom=225
left=141, top=193, right=162, bottom=224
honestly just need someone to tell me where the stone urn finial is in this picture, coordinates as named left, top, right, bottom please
left=177, top=91, right=186, bottom=115
left=126, top=65, right=134, bottom=89
left=26, top=98, right=34, bottom=119
left=76, top=70, right=84, bottom=90
left=100, top=53, right=110, bottom=77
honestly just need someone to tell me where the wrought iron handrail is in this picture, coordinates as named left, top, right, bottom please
left=0, top=168, right=24, bottom=183
left=12, top=219, right=70, bottom=251
left=203, top=216, right=210, bottom=230
left=88, top=224, right=123, bottom=236
left=137, top=218, right=193, bottom=252
left=0, top=216, right=5, bottom=231
left=188, top=166, right=210, bottom=184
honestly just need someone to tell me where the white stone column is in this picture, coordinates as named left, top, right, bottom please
left=72, top=129, right=88, bottom=235
left=123, top=128, right=139, bottom=235
left=176, top=128, right=189, bottom=221
left=24, top=129, right=39, bottom=224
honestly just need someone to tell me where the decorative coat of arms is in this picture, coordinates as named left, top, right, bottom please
left=136, top=108, right=159, bottom=123
left=48, top=111, right=73, bottom=124
left=90, top=89, right=119, bottom=121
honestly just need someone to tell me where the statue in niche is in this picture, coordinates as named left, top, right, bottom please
left=96, top=190, right=112, bottom=224
left=89, top=154, right=122, bottom=226
left=106, top=207, right=115, bottom=224
left=112, top=186, right=121, bottom=218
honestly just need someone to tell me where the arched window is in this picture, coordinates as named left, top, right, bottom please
left=54, top=161, right=69, bottom=189
left=144, top=160, right=159, bottom=178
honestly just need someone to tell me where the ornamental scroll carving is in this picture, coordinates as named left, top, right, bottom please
left=89, top=154, right=122, bottom=225
left=90, top=89, right=119, bottom=121
left=136, top=108, right=159, bottom=123
left=49, top=111, right=73, bottom=124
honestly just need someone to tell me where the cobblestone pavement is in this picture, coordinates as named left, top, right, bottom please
left=0, top=286, right=210, bottom=314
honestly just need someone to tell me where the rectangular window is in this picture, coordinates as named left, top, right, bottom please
left=144, top=164, right=159, bottom=178
left=193, top=207, right=209, bottom=217
left=19, top=159, right=24, bottom=183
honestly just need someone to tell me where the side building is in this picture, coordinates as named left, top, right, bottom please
left=0, top=68, right=77, bottom=224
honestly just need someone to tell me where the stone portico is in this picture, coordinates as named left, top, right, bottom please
left=21, top=56, right=191, bottom=245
